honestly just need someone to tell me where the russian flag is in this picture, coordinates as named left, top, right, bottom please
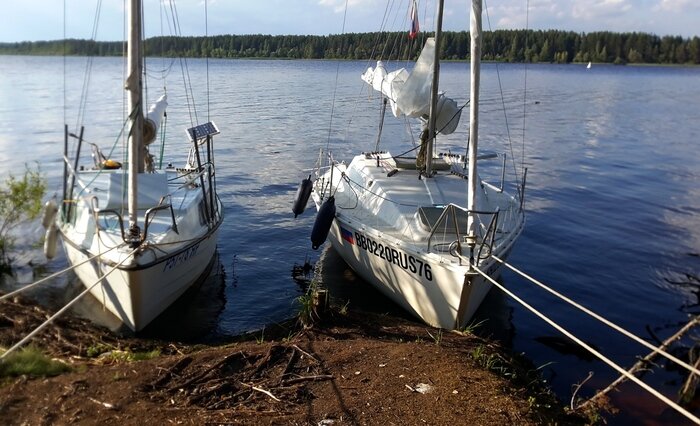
left=409, top=0, right=419, bottom=40
left=340, top=227, right=354, bottom=245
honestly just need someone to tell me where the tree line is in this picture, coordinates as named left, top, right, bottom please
left=1, top=30, right=699, bottom=65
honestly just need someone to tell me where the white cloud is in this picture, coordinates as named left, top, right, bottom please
left=319, top=0, right=374, bottom=14
left=572, top=0, right=632, bottom=20
left=655, top=0, right=696, bottom=12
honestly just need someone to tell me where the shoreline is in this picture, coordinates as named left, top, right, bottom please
left=0, top=294, right=589, bottom=424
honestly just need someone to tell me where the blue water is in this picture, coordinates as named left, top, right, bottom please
left=0, top=55, right=699, bottom=424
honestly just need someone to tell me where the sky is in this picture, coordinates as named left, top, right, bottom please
left=1, top=0, right=698, bottom=43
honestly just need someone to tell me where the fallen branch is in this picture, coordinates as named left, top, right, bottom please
left=88, top=396, right=117, bottom=410
left=282, top=347, right=300, bottom=377
left=680, top=352, right=700, bottom=403
left=570, top=371, right=594, bottom=410
left=581, top=315, right=700, bottom=410
left=240, top=382, right=281, bottom=402
left=166, top=351, right=245, bottom=391
left=282, top=374, right=334, bottom=386
left=292, top=344, right=320, bottom=363
left=150, top=356, right=193, bottom=389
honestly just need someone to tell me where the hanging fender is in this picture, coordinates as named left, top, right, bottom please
left=41, top=199, right=58, bottom=229
left=311, top=196, right=336, bottom=250
left=43, top=224, right=58, bottom=260
left=292, top=175, right=313, bottom=218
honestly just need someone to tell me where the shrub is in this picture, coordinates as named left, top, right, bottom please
left=0, top=164, right=47, bottom=271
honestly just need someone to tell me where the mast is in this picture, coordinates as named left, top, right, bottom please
left=467, top=0, right=482, bottom=239
left=126, top=0, right=143, bottom=243
left=425, top=0, right=444, bottom=178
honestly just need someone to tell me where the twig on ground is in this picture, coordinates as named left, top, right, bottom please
left=240, top=382, right=281, bottom=402
left=292, top=344, right=320, bottom=363
left=570, top=371, right=594, bottom=410
left=282, top=374, right=334, bottom=386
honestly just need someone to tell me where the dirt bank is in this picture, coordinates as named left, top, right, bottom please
left=0, top=295, right=587, bottom=425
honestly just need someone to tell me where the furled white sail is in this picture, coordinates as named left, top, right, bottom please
left=144, top=94, right=168, bottom=145
left=361, top=38, right=461, bottom=134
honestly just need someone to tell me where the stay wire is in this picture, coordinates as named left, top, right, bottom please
left=483, top=0, right=520, bottom=185
left=168, top=0, right=198, bottom=127
left=75, top=0, right=103, bottom=135
left=325, top=0, right=350, bottom=155
left=205, top=0, right=210, bottom=122
left=522, top=0, right=530, bottom=180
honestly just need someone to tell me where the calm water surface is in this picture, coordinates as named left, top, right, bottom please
left=1, top=55, right=699, bottom=424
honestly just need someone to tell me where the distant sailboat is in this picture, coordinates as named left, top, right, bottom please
left=587, top=61, right=592, bottom=69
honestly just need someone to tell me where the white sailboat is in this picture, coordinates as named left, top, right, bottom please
left=307, top=0, right=525, bottom=329
left=48, top=0, right=223, bottom=331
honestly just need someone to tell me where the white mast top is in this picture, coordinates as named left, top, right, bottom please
left=467, top=0, right=482, bottom=238
left=126, top=0, right=143, bottom=240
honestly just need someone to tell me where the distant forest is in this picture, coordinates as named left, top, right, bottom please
left=2, top=30, right=699, bottom=65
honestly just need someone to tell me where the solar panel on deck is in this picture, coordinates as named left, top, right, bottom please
left=187, top=122, right=219, bottom=142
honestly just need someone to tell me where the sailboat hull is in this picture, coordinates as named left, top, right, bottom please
left=323, top=216, right=517, bottom=329
left=60, top=223, right=220, bottom=332
left=311, top=152, right=523, bottom=330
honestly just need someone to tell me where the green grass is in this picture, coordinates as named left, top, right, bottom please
left=86, top=343, right=161, bottom=362
left=0, top=346, right=71, bottom=378
left=296, top=280, right=319, bottom=327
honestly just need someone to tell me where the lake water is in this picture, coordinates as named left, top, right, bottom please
left=1, top=55, right=699, bottom=424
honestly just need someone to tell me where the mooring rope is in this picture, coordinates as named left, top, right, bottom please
left=474, top=265, right=700, bottom=424
left=0, top=244, right=122, bottom=302
left=0, top=246, right=139, bottom=361
left=492, top=255, right=700, bottom=378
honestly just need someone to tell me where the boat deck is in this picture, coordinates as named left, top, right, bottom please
left=70, top=168, right=211, bottom=247
left=327, top=151, right=521, bottom=259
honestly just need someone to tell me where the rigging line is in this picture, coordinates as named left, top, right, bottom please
left=381, top=0, right=404, bottom=61
left=325, top=0, right=350, bottom=154
left=169, top=0, right=198, bottom=127
left=492, top=255, right=700, bottom=378
left=394, top=142, right=422, bottom=157
left=521, top=0, right=530, bottom=180
left=473, top=266, right=700, bottom=425
left=336, top=175, right=360, bottom=210
left=63, top=0, right=66, bottom=127
left=344, top=0, right=393, bottom=143
left=0, top=246, right=122, bottom=302
left=0, top=245, right=138, bottom=362
left=142, top=0, right=149, bottom=108
left=483, top=0, right=520, bottom=185
left=75, top=0, right=103, bottom=133
left=205, top=0, right=210, bottom=122
left=370, top=0, right=394, bottom=62
left=146, top=5, right=176, bottom=79
left=393, top=100, right=469, bottom=155
left=342, top=171, right=420, bottom=208
left=70, top=108, right=137, bottom=203
left=122, top=0, right=128, bottom=157
left=160, top=0, right=166, bottom=82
